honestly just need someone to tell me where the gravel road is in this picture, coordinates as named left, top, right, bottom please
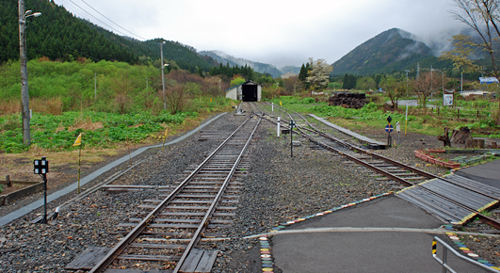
left=0, top=107, right=498, bottom=272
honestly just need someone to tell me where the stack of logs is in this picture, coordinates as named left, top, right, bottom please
left=329, top=92, right=367, bottom=109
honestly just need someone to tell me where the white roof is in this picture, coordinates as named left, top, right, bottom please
left=479, top=77, right=499, bottom=84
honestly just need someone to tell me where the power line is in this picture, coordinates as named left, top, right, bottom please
left=56, top=0, right=132, bottom=38
left=67, top=0, right=129, bottom=37
left=80, top=0, right=146, bottom=40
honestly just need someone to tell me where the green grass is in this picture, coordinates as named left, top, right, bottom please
left=0, top=110, right=197, bottom=153
left=268, top=95, right=500, bottom=137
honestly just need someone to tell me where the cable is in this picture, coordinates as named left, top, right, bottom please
left=57, top=0, right=130, bottom=38
left=80, top=0, right=146, bottom=40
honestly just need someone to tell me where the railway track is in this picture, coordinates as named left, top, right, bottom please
left=249, top=102, right=500, bottom=229
left=88, top=114, right=261, bottom=273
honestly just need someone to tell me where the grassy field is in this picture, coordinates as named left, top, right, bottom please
left=269, top=95, right=500, bottom=138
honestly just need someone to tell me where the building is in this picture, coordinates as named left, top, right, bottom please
left=479, top=77, right=499, bottom=84
left=225, top=80, right=262, bottom=102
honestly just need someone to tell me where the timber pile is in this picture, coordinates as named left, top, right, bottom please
left=329, top=92, right=367, bottom=109
left=450, top=126, right=471, bottom=144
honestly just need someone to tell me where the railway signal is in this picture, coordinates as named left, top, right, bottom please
left=386, top=116, right=393, bottom=147
left=33, top=156, right=49, bottom=224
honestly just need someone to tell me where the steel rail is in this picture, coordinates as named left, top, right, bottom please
left=174, top=115, right=262, bottom=273
left=89, top=115, right=254, bottom=273
left=266, top=103, right=500, bottom=202
left=257, top=103, right=500, bottom=229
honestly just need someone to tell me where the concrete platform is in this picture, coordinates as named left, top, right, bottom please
left=271, top=196, right=484, bottom=273
left=455, top=158, right=500, bottom=189
left=308, top=114, right=388, bottom=149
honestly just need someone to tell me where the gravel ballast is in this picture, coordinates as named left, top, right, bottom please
left=0, top=108, right=498, bottom=272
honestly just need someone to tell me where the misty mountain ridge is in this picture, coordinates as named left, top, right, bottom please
left=332, top=28, right=453, bottom=75
left=199, top=50, right=299, bottom=77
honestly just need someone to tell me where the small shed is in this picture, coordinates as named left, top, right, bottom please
left=225, top=80, right=262, bottom=102
left=479, top=77, right=499, bottom=84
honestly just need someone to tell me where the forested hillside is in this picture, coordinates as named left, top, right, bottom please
left=332, top=28, right=446, bottom=75
left=0, top=0, right=136, bottom=63
left=200, top=51, right=282, bottom=77
left=0, top=0, right=217, bottom=71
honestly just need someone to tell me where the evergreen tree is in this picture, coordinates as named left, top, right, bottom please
left=298, top=64, right=307, bottom=82
left=342, top=74, right=357, bottom=90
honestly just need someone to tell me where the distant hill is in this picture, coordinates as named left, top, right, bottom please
left=332, top=28, right=441, bottom=75
left=0, top=0, right=216, bottom=72
left=279, top=66, right=300, bottom=75
left=199, top=50, right=284, bottom=77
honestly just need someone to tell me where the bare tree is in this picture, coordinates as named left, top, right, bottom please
left=283, top=75, right=302, bottom=95
left=448, top=0, right=500, bottom=76
left=306, top=58, right=332, bottom=91
left=165, top=84, right=190, bottom=114
left=380, top=76, right=403, bottom=110
left=413, top=72, right=441, bottom=108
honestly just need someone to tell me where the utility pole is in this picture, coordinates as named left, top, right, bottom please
left=430, top=65, right=433, bottom=101
left=19, top=0, right=41, bottom=146
left=460, top=72, right=463, bottom=92
left=160, top=41, right=166, bottom=110
left=417, top=62, right=420, bottom=78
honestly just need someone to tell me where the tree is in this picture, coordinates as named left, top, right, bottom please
left=306, top=58, right=332, bottom=91
left=342, top=74, right=357, bottom=90
left=379, top=76, right=403, bottom=109
left=230, top=75, right=246, bottom=87
left=443, top=0, right=500, bottom=77
left=283, top=75, right=302, bottom=95
left=413, top=72, right=441, bottom=108
left=356, top=77, right=376, bottom=91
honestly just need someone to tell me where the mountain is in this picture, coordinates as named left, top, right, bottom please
left=0, top=0, right=216, bottom=72
left=199, top=50, right=283, bottom=77
left=332, top=28, right=438, bottom=75
left=279, top=66, right=301, bottom=75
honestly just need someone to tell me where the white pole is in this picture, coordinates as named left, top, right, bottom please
left=272, top=102, right=274, bottom=112
left=277, top=117, right=280, bottom=137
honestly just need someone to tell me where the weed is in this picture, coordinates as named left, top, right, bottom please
left=480, top=210, right=493, bottom=217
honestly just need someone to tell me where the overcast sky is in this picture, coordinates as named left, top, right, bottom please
left=53, top=0, right=464, bottom=68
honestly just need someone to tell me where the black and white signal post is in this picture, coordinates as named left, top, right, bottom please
left=33, top=157, right=49, bottom=224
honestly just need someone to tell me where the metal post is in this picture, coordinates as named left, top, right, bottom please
left=460, top=72, right=463, bottom=92
left=290, top=123, right=293, bottom=157
left=442, top=247, right=448, bottom=273
left=277, top=117, right=280, bottom=137
left=19, top=0, right=30, bottom=146
left=42, top=173, right=47, bottom=224
left=160, top=41, right=166, bottom=110
left=430, top=65, right=433, bottom=102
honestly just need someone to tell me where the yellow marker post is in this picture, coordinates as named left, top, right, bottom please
left=72, top=133, right=82, bottom=194
left=210, top=97, right=212, bottom=102
left=162, top=129, right=169, bottom=151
